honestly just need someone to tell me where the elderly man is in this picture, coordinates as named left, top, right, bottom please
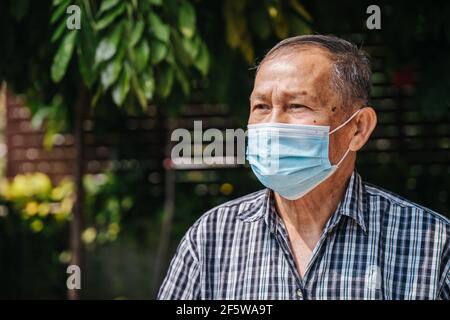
left=158, top=35, right=450, bottom=300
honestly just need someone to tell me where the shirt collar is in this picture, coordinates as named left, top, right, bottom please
left=237, top=170, right=367, bottom=233
left=328, top=170, right=367, bottom=233
left=236, top=189, right=268, bottom=222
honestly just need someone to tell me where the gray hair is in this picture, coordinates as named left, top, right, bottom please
left=257, top=35, right=372, bottom=108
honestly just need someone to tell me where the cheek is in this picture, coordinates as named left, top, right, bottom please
left=285, top=112, right=330, bottom=125
left=248, top=110, right=269, bottom=124
left=328, top=135, right=339, bottom=162
left=328, top=132, right=349, bottom=163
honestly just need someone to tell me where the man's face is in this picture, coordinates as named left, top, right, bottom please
left=248, top=46, right=353, bottom=164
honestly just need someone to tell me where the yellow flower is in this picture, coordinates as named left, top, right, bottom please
left=25, top=201, right=39, bottom=216
left=107, top=223, right=120, bottom=241
left=38, top=202, right=50, bottom=217
left=59, top=198, right=74, bottom=214
left=81, top=227, right=97, bottom=244
left=29, top=173, right=52, bottom=198
left=51, top=187, right=63, bottom=201
left=10, top=174, right=30, bottom=199
left=30, top=220, right=44, bottom=233
left=268, top=6, right=278, bottom=18
left=58, top=251, right=71, bottom=264
left=54, top=212, right=67, bottom=222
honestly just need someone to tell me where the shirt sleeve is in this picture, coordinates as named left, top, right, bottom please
left=157, top=228, right=200, bottom=300
left=439, top=273, right=450, bottom=300
left=438, top=231, right=450, bottom=300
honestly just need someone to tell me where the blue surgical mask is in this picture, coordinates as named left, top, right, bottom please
left=246, top=109, right=361, bottom=200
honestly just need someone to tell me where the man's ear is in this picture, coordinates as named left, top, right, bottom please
left=349, top=107, right=377, bottom=152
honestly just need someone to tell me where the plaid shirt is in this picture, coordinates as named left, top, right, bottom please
left=158, top=170, right=450, bottom=300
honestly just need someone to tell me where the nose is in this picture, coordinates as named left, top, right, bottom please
left=268, top=88, right=291, bottom=124
left=267, top=104, right=292, bottom=124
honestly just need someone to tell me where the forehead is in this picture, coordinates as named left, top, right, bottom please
left=253, top=47, right=333, bottom=97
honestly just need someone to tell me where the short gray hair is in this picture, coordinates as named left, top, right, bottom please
left=258, top=35, right=372, bottom=108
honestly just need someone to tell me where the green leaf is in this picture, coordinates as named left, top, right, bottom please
left=174, top=66, right=190, bottom=96
left=96, top=3, right=125, bottom=30
left=95, top=23, right=123, bottom=64
left=51, top=20, right=67, bottom=43
left=134, top=40, right=150, bottom=72
left=50, top=0, right=70, bottom=24
left=51, top=30, right=78, bottom=82
left=112, top=63, right=131, bottom=106
left=165, top=47, right=176, bottom=65
left=131, top=74, right=147, bottom=109
left=98, top=0, right=121, bottom=16
left=156, top=65, right=174, bottom=98
left=194, top=42, right=209, bottom=76
left=182, top=33, right=201, bottom=60
left=148, top=0, right=162, bottom=5
left=140, top=71, right=155, bottom=100
left=31, top=107, right=51, bottom=129
left=78, top=16, right=99, bottom=88
left=148, top=12, right=170, bottom=43
left=171, top=31, right=191, bottom=66
left=91, top=84, right=104, bottom=108
left=178, top=0, right=196, bottom=38
left=130, top=20, right=145, bottom=47
left=52, top=0, right=67, bottom=6
left=101, top=57, right=122, bottom=89
left=150, top=39, right=168, bottom=64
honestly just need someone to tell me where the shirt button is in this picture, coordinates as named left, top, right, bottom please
left=296, top=288, right=303, bottom=299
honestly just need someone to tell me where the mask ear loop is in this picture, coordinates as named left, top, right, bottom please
left=330, top=108, right=363, bottom=167
left=335, top=147, right=351, bottom=167
left=329, top=108, right=362, bottom=135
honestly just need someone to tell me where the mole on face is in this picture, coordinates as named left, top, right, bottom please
left=331, top=106, right=337, bottom=112
left=313, top=120, right=317, bottom=123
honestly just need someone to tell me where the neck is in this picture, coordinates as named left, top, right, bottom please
left=274, top=161, right=354, bottom=236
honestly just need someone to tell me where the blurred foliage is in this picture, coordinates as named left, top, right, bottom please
left=0, top=164, right=167, bottom=298
left=83, top=171, right=132, bottom=245
left=0, top=173, right=74, bottom=234
left=224, top=0, right=311, bottom=63
left=0, top=0, right=312, bottom=145
left=50, top=0, right=209, bottom=109
left=0, top=168, right=156, bottom=245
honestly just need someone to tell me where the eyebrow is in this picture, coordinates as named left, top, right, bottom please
left=249, top=94, right=268, bottom=102
left=249, top=91, right=317, bottom=102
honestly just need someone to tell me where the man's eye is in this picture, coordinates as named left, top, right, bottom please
left=253, top=104, right=271, bottom=111
left=288, top=104, right=308, bottom=110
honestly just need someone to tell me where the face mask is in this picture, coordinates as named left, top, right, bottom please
left=246, top=109, right=361, bottom=200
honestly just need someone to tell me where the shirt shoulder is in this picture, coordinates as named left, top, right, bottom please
left=363, top=181, right=450, bottom=228
left=184, top=189, right=268, bottom=245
